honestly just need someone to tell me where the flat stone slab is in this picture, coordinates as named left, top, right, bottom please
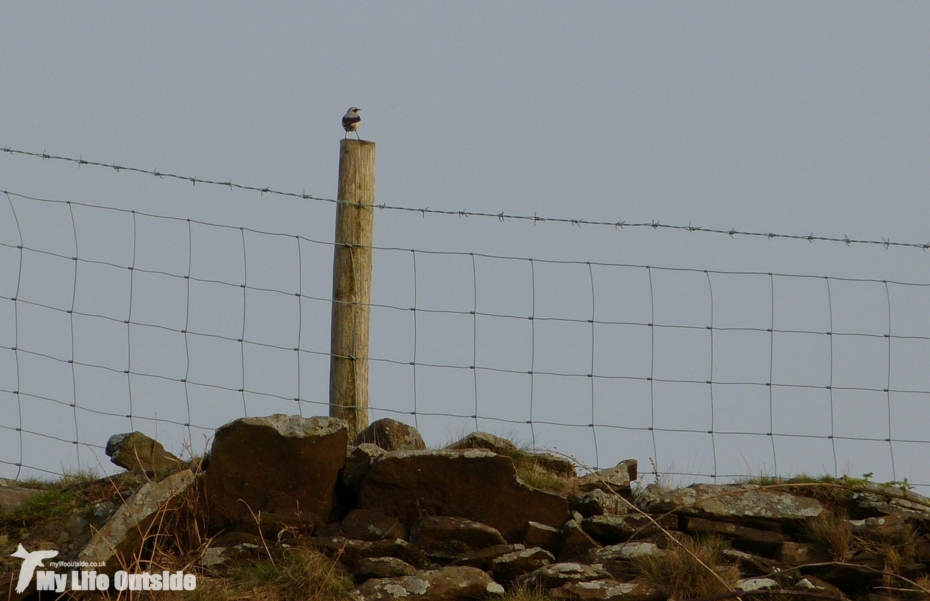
left=520, top=562, right=612, bottom=589
left=357, top=449, right=569, bottom=541
left=410, top=516, right=507, bottom=558
left=550, top=579, right=663, bottom=601
left=77, top=470, right=195, bottom=571
left=0, top=478, right=42, bottom=511
left=308, top=536, right=430, bottom=570
left=639, top=483, right=823, bottom=521
left=349, top=566, right=504, bottom=601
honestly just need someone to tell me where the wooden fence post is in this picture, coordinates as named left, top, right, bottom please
left=329, top=139, right=376, bottom=437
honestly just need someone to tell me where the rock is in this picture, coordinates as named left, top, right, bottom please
left=344, top=444, right=386, bottom=493
left=356, top=449, right=569, bottom=541
left=446, top=432, right=518, bottom=454
left=584, top=542, right=665, bottom=563
left=849, top=514, right=910, bottom=538
left=523, top=521, right=561, bottom=553
left=572, top=461, right=638, bottom=496
left=349, top=566, right=504, bottom=601
left=796, top=575, right=847, bottom=598
left=519, top=562, right=611, bottom=589
left=199, top=546, right=227, bottom=567
left=581, top=513, right=678, bottom=543
left=308, top=536, right=431, bottom=571
left=410, top=516, right=507, bottom=559
left=77, top=470, right=195, bottom=571
left=446, top=432, right=576, bottom=478
left=780, top=541, right=825, bottom=565
left=105, top=431, right=182, bottom=473
left=490, top=547, right=555, bottom=582
left=685, top=516, right=786, bottom=551
left=205, top=414, right=348, bottom=532
left=355, top=557, right=418, bottom=581
left=572, top=489, right=628, bottom=518
left=850, top=481, right=930, bottom=522
left=549, top=580, right=663, bottom=601
left=639, top=483, right=823, bottom=522
left=0, top=478, right=42, bottom=511
left=737, top=578, right=778, bottom=592
left=515, top=452, right=577, bottom=479
left=451, top=544, right=525, bottom=570
left=355, top=418, right=426, bottom=451
left=559, top=520, right=601, bottom=561
left=342, top=508, right=408, bottom=542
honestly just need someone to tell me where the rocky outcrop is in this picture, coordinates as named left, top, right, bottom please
left=205, top=414, right=348, bottom=532
left=37, top=419, right=930, bottom=601
left=105, top=431, right=182, bottom=473
left=356, top=449, right=569, bottom=541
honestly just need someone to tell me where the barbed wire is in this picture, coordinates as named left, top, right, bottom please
left=3, top=146, right=930, bottom=251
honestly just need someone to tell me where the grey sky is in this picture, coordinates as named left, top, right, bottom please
left=1, top=3, right=929, bottom=489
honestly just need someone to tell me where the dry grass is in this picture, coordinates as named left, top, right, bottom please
left=496, top=582, right=549, bottom=601
left=804, top=510, right=854, bottom=561
left=512, top=456, right=573, bottom=494
left=630, top=535, right=740, bottom=599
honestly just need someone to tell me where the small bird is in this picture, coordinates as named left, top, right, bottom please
left=342, top=107, right=361, bottom=140
left=11, top=544, right=59, bottom=593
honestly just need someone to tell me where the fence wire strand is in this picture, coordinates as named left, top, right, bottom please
left=2, top=181, right=930, bottom=490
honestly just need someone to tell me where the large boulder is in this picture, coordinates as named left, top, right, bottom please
left=105, top=431, right=182, bottom=473
left=205, top=415, right=348, bottom=532
left=349, top=566, right=504, bottom=601
left=355, top=418, right=426, bottom=451
left=356, top=449, right=569, bottom=542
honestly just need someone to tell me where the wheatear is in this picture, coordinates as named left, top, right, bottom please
left=342, top=107, right=361, bottom=140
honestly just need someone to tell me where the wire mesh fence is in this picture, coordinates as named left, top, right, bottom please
left=2, top=149, right=930, bottom=494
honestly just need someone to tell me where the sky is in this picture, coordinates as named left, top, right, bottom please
left=1, top=3, right=929, bottom=491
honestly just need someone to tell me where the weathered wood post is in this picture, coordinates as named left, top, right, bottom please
left=329, top=139, right=375, bottom=437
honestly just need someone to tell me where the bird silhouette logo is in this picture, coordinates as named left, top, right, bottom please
left=11, top=544, right=58, bottom=593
